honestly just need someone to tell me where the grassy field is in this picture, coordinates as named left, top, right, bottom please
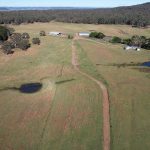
left=0, top=22, right=150, bottom=150
left=77, top=39, right=150, bottom=150
left=11, top=22, right=150, bottom=38
left=0, top=23, right=103, bottom=150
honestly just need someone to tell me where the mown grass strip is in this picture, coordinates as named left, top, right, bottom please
left=75, top=40, right=108, bottom=86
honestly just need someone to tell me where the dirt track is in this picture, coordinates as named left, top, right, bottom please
left=72, top=35, right=110, bottom=150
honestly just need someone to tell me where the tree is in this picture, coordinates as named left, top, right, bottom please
left=40, top=31, right=46, bottom=36
left=131, top=35, right=147, bottom=47
left=5, top=26, right=15, bottom=35
left=111, top=36, right=122, bottom=43
left=32, top=38, right=40, bottom=45
left=141, top=38, right=150, bottom=50
left=18, top=39, right=30, bottom=50
left=90, top=32, right=105, bottom=39
left=10, top=33, right=22, bottom=48
left=0, top=26, right=9, bottom=41
left=21, top=33, right=30, bottom=39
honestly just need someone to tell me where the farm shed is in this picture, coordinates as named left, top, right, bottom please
left=49, top=32, right=62, bottom=36
left=78, top=32, right=90, bottom=37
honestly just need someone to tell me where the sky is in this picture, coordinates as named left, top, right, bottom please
left=0, top=0, right=149, bottom=7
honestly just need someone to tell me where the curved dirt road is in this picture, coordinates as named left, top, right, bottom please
left=72, top=36, right=110, bottom=150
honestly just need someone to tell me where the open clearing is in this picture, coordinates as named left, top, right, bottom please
left=0, top=22, right=150, bottom=150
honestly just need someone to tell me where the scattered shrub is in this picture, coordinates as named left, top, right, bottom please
left=68, top=34, right=73, bottom=39
left=32, top=38, right=40, bottom=45
left=40, top=31, right=46, bottom=36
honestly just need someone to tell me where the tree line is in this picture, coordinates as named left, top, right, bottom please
left=89, top=31, right=150, bottom=50
left=0, top=3, right=149, bottom=26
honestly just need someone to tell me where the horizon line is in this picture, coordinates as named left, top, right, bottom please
left=0, top=2, right=149, bottom=8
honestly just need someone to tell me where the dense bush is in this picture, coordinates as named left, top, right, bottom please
left=40, top=31, right=46, bottom=36
left=141, top=38, right=150, bottom=50
left=111, top=36, right=122, bottom=43
left=0, top=26, right=9, bottom=41
left=32, top=38, right=40, bottom=45
left=122, top=38, right=132, bottom=45
left=90, top=32, right=105, bottom=39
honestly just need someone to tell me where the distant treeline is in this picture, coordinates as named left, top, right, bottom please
left=0, top=3, right=150, bottom=26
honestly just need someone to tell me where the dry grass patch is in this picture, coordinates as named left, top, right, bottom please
left=77, top=39, right=150, bottom=150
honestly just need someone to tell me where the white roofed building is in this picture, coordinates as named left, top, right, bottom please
left=49, top=32, right=62, bottom=36
left=78, top=32, right=90, bottom=37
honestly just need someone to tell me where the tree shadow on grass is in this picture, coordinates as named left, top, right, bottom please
left=55, top=78, right=75, bottom=85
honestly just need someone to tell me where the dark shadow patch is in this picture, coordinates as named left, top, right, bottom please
left=133, top=67, right=150, bottom=73
left=7, top=51, right=14, bottom=55
left=55, top=79, right=75, bottom=84
left=96, top=62, right=142, bottom=68
left=19, top=83, right=42, bottom=93
left=0, top=87, right=18, bottom=92
left=96, top=63, right=102, bottom=66
left=96, top=63, right=107, bottom=66
left=110, top=62, right=142, bottom=68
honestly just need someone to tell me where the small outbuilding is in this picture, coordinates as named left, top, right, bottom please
left=49, top=32, right=62, bottom=36
left=78, top=32, right=90, bottom=37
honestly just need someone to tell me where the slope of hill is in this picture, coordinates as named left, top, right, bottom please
left=0, top=7, right=8, bottom=11
left=0, top=2, right=149, bottom=26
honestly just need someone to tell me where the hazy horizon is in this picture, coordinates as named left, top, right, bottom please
left=0, top=0, right=149, bottom=8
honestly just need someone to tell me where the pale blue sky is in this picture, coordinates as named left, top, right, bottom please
left=0, top=0, right=149, bottom=7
